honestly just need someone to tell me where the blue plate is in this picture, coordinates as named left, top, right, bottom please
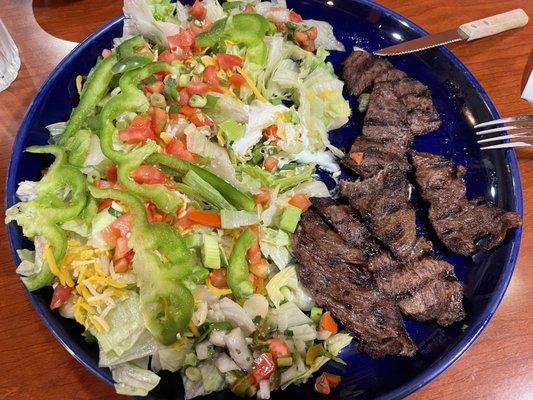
left=5, top=1, right=523, bottom=399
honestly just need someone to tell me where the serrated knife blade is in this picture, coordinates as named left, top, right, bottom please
left=373, top=29, right=467, bottom=56
left=373, top=9, right=529, bottom=57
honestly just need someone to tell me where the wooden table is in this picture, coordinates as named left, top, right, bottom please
left=0, top=1, right=531, bottom=399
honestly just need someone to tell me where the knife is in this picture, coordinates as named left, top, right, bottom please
left=374, top=8, right=529, bottom=56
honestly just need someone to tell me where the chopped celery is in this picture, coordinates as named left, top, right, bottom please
left=189, top=94, right=207, bottom=108
left=279, top=205, right=302, bottom=233
left=276, top=356, right=293, bottom=367
left=219, top=119, right=245, bottom=142
left=150, top=92, right=167, bottom=108
left=202, top=234, right=221, bottom=269
left=220, top=210, right=259, bottom=229
left=310, top=306, right=323, bottom=324
left=182, top=170, right=235, bottom=210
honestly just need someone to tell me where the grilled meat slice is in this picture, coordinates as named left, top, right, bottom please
left=311, top=197, right=381, bottom=255
left=411, top=151, right=521, bottom=255
left=340, top=167, right=433, bottom=261
left=312, top=198, right=465, bottom=327
left=342, top=135, right=412, bottom=179
left=294, top=211, right=417, bottom=357
left=343, top=51, right=394, bottom=97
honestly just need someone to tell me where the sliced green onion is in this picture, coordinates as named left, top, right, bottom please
left=220, top=210, right=259, bottom=229
left=108, top=206, right=123, bottom=218
left=193, top=19, right=203, bottom=27
left=182, top=170, right=235, bottom=210
left=310, top=306, right=323, bottom=324
left=184, top=352, right=199, bottom=367
left=270, top=97, right=282, bottom=105
left=168, top=104, right=180, bottom=114
left=202, top=234, right=221, bottom=269
left=219, top=119, right=245, bottom=142
left=185, top=367, right=202, bottom=382
left=189, top=94, right=207, bottom=108
left=194, top=266, right=210, bottom=282
left=178, top=74, right=191, bottom=87
left=164, top=77, right=179, bottom=100
left=279, top=205, right=302, bottom=233
left=276, top=356, right=293, bottom=367
left=150, top=92, right=167, bottom=108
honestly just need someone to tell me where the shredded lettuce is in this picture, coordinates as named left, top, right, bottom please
left=280, top=355, right=330, bottom=389
left=111, top=361, right=161, bottom=396
left=99, top=329, right=159, bottom=367
left=304, top=20, right=345, bottom=52
left=259, top=228, right=291, bottom=269
left=326, top=332, right=353, bottom=356
left=266, top=265, right=314, bottom=310
left=267, top=301, right=312, bottom=330
left=152, top=344, right=194, bottom=373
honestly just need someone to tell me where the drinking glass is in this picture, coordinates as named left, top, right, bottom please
left=0, top=18, right=20, bottom=92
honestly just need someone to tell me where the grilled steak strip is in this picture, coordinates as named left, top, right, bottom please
left=340, top=167, right=433, bottom=261
left=293, top=210, right=417, bottom=357
left=312, top=198, right=465, bottom=326
left=410, top=151, right=521, bottom=255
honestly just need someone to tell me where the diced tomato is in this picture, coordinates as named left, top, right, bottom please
left=307, top=26, right=318, bottom=40
left=186, top=81, right=209, bottom=95
left=105, top=165, right=117, bottom=182
left=288, top=194, right=312, bottom=211
left=131, top=165, right=166, bottom=184
left=50, top=285, right=72, bottom=310
left=275, top=22, right=286, bottom=32
left=243, top=4, right=254, bottom=13
left=168, top=29, right=195, bottom=49
left=189, top=110, right=214, bottom=127
left=158, top=49, right=175, bottom=64
left=210, top=268, right=228, bottom=289
left=109, top=213, right=133, bottom=238
left=187, top=208, right=221, bottom=228
left=323, top=373, right=341, bottom=388
left=247, top=239, right=261, bottom=266
left=264, top=124, right=279, bottom=142
left=113, top=258, right=130, bottom=273
left=119, top=115, right=155, bottom=144
left=314, top=373, right=331, bottom=395
left=179, top=88, right=190, bottom=106
left=94, top=179, right=116, bottom=189
left=102, top=226, right=118, bottom=247
left=253, top=188, right=270, bottom=206
left=252, top=353, right=276, bottom=383
left=146, top=80, right=164, bottom=94
left=176, top=46, right=193, bottom=61
left=145, top=202, right=164, bottom=223
left=97, top=198, right=114, bottom=212
left=319, top=311, right=338, bottom=334
left=266, top=339, right=290, bottom=359
left=203, top=65, right=220, bottom=87
left=114, top=236, right=131, bottom=260
left=101, top=49, right=112, bottom=58
left=264, top=156, right=278, bottom=171
left=294, top=30, right=309, bottom=45
left=249, top=258, right=269, bottom=279
left=228, top=73, right=246, bottom=88
left=150, top=106, right=168, bottom=134
left=189, top=0, right=207, bottom=20
left=216, top=53, right=243, bottom=70
left=288, top=10, right=303, bottom=22
left=165, top=135, right=198, bottom=162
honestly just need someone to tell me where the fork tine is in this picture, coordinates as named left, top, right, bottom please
left=478, top=132, right=533, bottom=144
left=476, top=124, right=533, bottom=136
left=474, top=115, right=533, bottom=129
left=480, top=141, right=532, bottom=150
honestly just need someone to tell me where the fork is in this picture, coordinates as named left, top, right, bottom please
left=475, top=115, right=533, bottom=150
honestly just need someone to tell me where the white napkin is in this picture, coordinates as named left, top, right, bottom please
left=521, top=69, right=533, bottom=103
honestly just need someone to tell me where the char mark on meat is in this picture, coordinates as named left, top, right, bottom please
left=342, top=51, right=395, bottom=97
left=342, top=133, right=412, bottom=179
left=311, top=197, right=381, bottom=254
left=293, top=210, right=417, bottom=357
left=340, top=167, right=433, bottom=261
left=410, top=151, right=521, bottom=255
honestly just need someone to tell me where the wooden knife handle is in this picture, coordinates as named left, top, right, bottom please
left=458, top=9, right=529, bottom=41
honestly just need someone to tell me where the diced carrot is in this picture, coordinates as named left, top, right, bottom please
left=349, top=151, right=364, bottom=165
left=264, top=156, right=278, bottom=171
left=187, top=208, right=221, bottom=228
left=319, top=311, right=338, bottom=334
left=288, top=194, right=311, bottom=211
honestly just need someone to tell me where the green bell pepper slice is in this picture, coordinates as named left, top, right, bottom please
left=227, top=229, right=255, bottom=299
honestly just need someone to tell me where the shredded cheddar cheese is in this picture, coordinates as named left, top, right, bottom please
left=235, top=67, right=268, bottom=102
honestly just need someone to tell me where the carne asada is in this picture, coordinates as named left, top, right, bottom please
left=410, top=151, right=521, bottom=255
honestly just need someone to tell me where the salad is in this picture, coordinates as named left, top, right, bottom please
left=6, top=0, right=353, bottom=398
